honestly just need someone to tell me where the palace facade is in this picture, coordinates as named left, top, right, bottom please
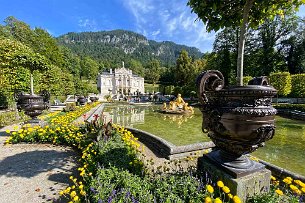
left=97, top=63, right=145, bottom=98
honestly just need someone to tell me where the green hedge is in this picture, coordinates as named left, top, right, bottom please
left=290, top=74, right=305, bottom=98
left=244, top=76, right=253, bottom=85
left=274, top=104, right=305, bottom=112
left=269, top=72, right=291, bottom=96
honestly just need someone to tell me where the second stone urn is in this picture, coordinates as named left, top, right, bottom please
left=197, top=70, right=277, bottom=177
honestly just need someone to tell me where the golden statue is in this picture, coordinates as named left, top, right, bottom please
left=160, top=93, right=194, bottom=114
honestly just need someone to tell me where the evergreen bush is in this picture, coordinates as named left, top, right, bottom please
left=291, top=74, right=305, bottom=98
left=269, top=72, right=291, bottom=96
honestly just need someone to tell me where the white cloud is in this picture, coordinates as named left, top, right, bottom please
left=78, top=18, right=97, bottom=31
left=152, top=29, right=160, bottom=36
left=123, top=0, right=215, bottom=52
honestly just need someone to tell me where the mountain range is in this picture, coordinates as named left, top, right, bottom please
left=57, top=29, right=203, bottom=66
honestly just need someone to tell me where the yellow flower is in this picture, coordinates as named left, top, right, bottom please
left=289, top=184, right=298, bottom=191
left=233, top=195, right=241, bottom=203
left=217, top=181, right=224, bottom=188
left=204, top=196, right=212, bottom=203
left=271, top=176, right=276, bottom=181
left=59, top=191, right=64, bottom=196
left=206, top=184, right=214, bottom=193
left=5, top=130, right=10, bottom=134
left=275, top=189, right=283, bottom=195
left=73, top=196, right=79, bottom=201
left=283, top=178, right=292, bottom=185
left=222, top=186, right=230, bottom=194
left=70, top=190, right=76, bottom=198
left=214, top=197, right=222, bottom=203
left=80, top=190, right=86, bottom=196
left=302, top=187, right=305, bottom=193
left=228, top=193, right=233, bottom=199
left=286, top=177, right=293, bottom=181
left=66, top=187, right=71, bottom=193
left=295, top=189, right=302, bottom=195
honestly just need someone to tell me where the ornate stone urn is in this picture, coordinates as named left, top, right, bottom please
left=15, top=90, right=50, bottom=123
left=89, top=96, right=98, bottom=102
left=197, top=70, right=277, bottom=177
left=77, top=96, right=87, bottom=105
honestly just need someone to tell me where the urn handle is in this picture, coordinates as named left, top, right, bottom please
left=248, top=76, right=269, bottom=86
left=196, top=70, right=225, bottom=104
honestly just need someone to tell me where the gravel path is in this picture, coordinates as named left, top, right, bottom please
left=0, top=125, right=79, bottom=203
left=0, top=103, right=108, bottom=203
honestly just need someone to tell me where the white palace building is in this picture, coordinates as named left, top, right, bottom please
left=97, top=62, right=145, bottom=98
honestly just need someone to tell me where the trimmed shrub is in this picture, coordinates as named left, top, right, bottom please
left=291, top=74, right=305, bottom=98
left=269, top=72, right=291, bottom=96
left=274, top=104, right=305, bottom=112
left=244, top=76, right=253, bottom=85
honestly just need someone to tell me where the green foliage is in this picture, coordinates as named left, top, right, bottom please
left=243, top=76, right=253, bottom=85
left=274, top=103, right=305, bottom=112
left=188, top=0, right=303, bottom=85
left=0, top=110, right=28, bottom=127
left=187, top=0, right=302, bottom=32
left=145, top=59, right=161, bottom=85
left=63, top=102, right=77, bottom=112
left=127, top=59, right=145, bottom=77
left=174, top=50, right=195, bottom=86
left=291, top=74, right=305, bottom=97
left=80, top=56, right=99, bottom=80
left=90, top=167, right=153, bottom=202
left=270, top=72, right=292, bottom=96
left=0, top=17, right=100, bottom=100
left=144, top=83, right=159, bottom=94
left=171, top=50, right=205, bottom=95
left=57, top=30, right=203, bottom=67
left=247, top=186, right=299, bottom=203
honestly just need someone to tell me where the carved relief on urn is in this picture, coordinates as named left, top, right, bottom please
left=197, top=70, right=277, bottom=177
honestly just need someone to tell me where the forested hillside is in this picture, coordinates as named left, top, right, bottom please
left=56, top=30, right=203, bottom=67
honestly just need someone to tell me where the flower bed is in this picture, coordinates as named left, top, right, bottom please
left=5, top=102, right=305, bottom=203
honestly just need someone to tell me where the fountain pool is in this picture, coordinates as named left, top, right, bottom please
left=102, top=104, right=305, bottom=175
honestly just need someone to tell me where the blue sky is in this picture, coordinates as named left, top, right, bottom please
left=1, top=0, right=305, bottom=53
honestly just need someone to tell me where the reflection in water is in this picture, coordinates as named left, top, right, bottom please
left=162, top=114, right=194, bottom=128
left=102, top=104, right=209, bottom=146
left=252, top=116, right=305, bottom=176
left=103, top=105, right=145, bottom=127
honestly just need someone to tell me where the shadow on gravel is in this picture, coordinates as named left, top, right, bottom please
left=0, top=150, right=77, bottom=179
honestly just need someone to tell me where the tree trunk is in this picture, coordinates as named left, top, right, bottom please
left=30, top=73, right=34, bottom=95
left=236, top=0, right=254, bottom=86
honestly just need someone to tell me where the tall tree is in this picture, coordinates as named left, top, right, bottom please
left=127, top=59, right=145, bottom=76
left=145, top=59, right=161, bottom=86
left=174, top=50, right=195, bottom=86
left=80, top=56, right=99, bottom=80
left=188, top=0, right=303, bottom=85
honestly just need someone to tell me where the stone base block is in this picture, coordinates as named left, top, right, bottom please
left=198, top=155, right=271, bottom=202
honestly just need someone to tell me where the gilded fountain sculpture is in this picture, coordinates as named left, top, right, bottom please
left=196, top=70, right=277, bottom=177
left=161, top=94, right=194, bottom=114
